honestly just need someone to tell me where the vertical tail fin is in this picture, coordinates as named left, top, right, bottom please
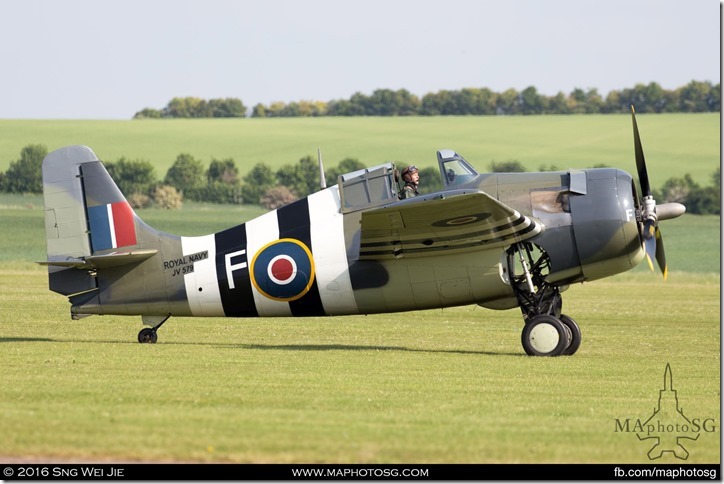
left=42, top=146, right=97, bottom=262
left=41, top=145, right=142, bottom=296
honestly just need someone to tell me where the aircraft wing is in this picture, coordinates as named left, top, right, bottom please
left=358, top=190, right=543, bottom=259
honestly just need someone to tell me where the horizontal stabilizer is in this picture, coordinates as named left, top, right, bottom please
left=38, top=249, right=158, bottom=270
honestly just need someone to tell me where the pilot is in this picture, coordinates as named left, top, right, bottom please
left=399, top=165, right=420, bottom=199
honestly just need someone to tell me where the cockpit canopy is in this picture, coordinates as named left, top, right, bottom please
left=337, top=150, right=480, bottom=212
left=338, top=162, right=399, bottom=213
left=437, top=149, right=479, bottom=188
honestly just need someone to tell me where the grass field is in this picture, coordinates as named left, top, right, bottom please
left=0, top=271, right=719, bottom=464
left=0, top=114, right=719, bottom=188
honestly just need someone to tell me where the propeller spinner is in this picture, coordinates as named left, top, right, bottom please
left=630, top=106, right=686, bottom=280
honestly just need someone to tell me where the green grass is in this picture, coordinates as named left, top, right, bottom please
left=0, top=271, right=719, bottom=463
left=0, top=114, right=719, bottom=188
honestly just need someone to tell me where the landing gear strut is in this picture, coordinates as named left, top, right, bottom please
left=507, top=243, right=581, bottom=356
left=137, top=314, right=171, bottom=344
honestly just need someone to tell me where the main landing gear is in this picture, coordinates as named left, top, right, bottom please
left=137, top=314, right=171, bottom=344
left=507, top=243, right=582, bottom=357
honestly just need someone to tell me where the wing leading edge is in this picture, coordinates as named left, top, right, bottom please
left=358, top=190, right=543, bottom=260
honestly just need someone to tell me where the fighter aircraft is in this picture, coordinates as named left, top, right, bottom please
left=38, top=107, right=685, bottom=356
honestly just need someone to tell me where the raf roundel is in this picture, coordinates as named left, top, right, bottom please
left=250, top=239, right=315, bottom=301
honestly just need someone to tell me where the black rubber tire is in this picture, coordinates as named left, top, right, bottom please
left=521, top=315, right=568, bottom=357
left=138, top=328, right=158, bottom=344
left=559, top=314, right=582, bottom=356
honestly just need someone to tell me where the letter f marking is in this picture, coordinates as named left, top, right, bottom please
left=225, top=249, right=247, bottom=289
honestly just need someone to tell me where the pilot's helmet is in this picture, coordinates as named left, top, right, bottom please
left=401, top=165, right=419, bottom=182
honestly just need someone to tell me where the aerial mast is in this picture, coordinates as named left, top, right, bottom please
left=318, top=147, right=327, bottom=189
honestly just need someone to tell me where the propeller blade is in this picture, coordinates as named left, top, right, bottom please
left=655, top=226, right=668, bottom=281
left=630, top=107, right=675, bottom=280
left=642, top=219, right=657, bottom=272
left=631, top=105, right=652, bottom=198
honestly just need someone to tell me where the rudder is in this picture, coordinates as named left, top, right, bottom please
left=42, top=146, right=97, bottom=263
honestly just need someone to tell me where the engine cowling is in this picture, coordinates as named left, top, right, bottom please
left=527, top=168, right=644, bottom=285
left=568, top=168, right=645, bottom=282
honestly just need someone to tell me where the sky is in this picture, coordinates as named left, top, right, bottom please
left=0, top=0, right=719, bottom=119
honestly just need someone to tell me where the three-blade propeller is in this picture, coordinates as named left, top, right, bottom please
left=630, top=106, right=686, bottom=280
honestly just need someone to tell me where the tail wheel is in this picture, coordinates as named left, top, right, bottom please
left=521, top=315, right=568, bottom=357
left=136, top=314, right=170, bottom=344
left=138, top=328, right=158, bottom=344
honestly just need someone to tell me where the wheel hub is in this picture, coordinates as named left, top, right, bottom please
left=528, top=322, right=561, bottom=353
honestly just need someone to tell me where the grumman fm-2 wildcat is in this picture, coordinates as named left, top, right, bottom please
left=38, top=108, right=685, bottom=356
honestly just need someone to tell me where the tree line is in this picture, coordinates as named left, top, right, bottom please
left=133, top=81, right=719, bottom=119
left=1, top=143, right=719, bottom=215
